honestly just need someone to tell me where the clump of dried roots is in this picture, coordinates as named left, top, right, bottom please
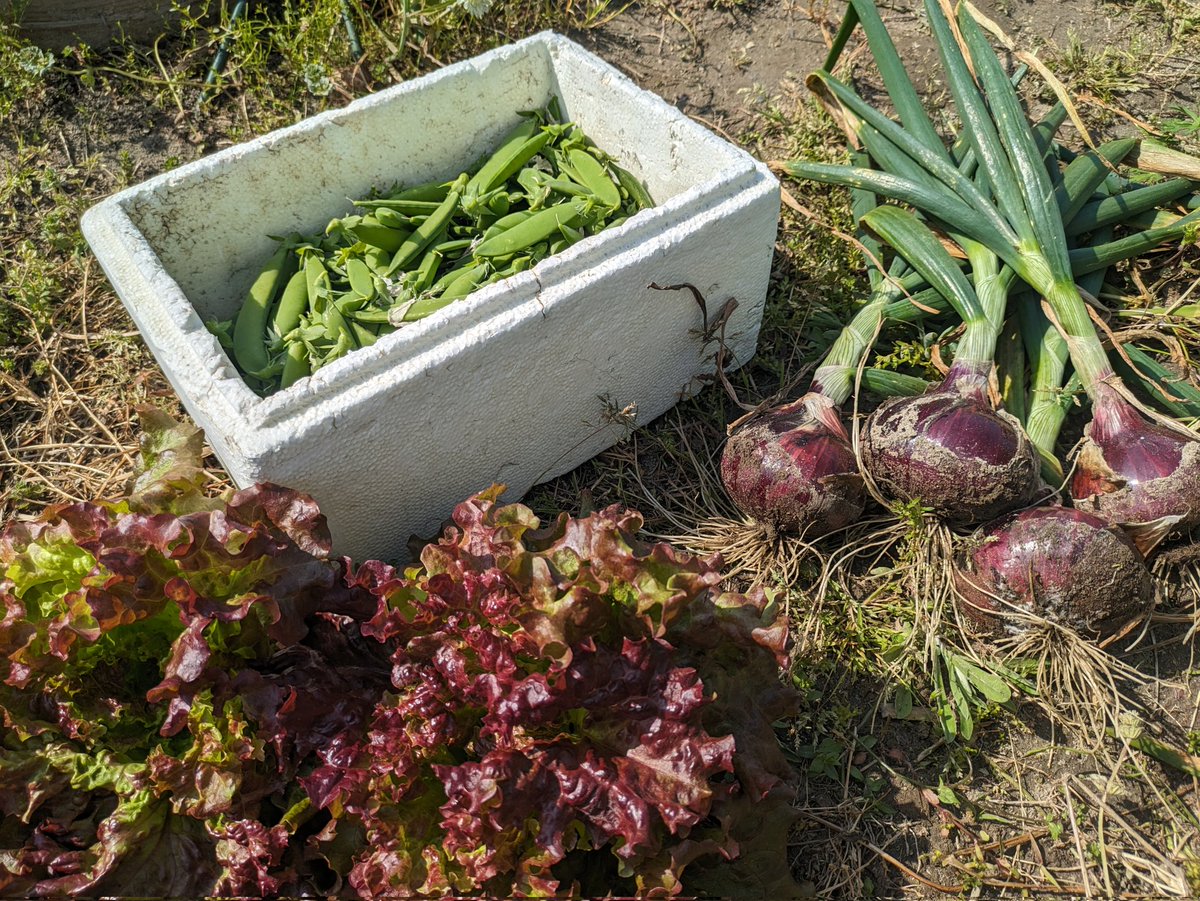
left=1150, top=548, right=1200, bottom=643
left=991, top=618, right=1153, bottom=753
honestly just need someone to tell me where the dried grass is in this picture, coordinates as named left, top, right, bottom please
left=0, top=262, right=187, bottom=522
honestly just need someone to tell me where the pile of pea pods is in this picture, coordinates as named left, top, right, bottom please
left=212, top=108, right=654, bottom=395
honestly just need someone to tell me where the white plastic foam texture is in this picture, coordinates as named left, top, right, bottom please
left=81, top=31, right=780, bottom=562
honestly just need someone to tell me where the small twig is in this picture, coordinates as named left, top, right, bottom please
left=1063, top=780, right=1095, bottom=898
left=949, top=827, right=1051, bottom=860
left=649, top=281, right=710, bottom=335
left=1076, top=91, right=1166, bottom=136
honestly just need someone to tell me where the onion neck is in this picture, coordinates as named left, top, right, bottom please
left=1008, top=246, right=1119, bottom=403
left=1041, top=278, right=1118, bottom=397
left=1021, top=230, right=1113, bottom=481
left=1019, top=301, right=1070, bottom=479
left=1087, top=381, right=1144, bottom=443
left=801, top=391, right=852, bottom=438
left=940, top=244, right=1014, bottom=402
left=811, top=276, right=916, bottom=405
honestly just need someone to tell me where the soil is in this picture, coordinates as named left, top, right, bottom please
left=572, top=0, right=1198, bottom=139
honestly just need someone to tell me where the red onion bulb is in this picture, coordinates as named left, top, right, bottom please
left=720, top=393, right=865, bottom=538
left=861, top=365, right=1041, bottom=524
left=955, top=506, right=1151, bottom=637
left=1070, top=384, right=1200, bottom=532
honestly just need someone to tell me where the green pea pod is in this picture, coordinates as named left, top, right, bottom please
left=438, top=266, right=488, bottom=303
left=434, top=237, right=473, bottom=255
left=558, top=223, right=585, bottom=244
left=349, top=307, right=392, bottom=324
left=363, top=246, right=391, bottom=274
left=384, top=173, right=467, bottom=276
left=385, top=178, right=453, bottom=203
left=480, top=209, right=536, bottom=243
left=372, top=207, right=420, bottom=229
left=329, top=215, right=362, bottom=232
left=483, top=132, right=552, bottom=192
left=401, top=268, right=487, bottom=322
left=334, top=292, right=368, bottom=314
left=320, top=331, right=354, bottom=368
left=349, top=320, right=377, bottom=347
left=279, top=340, right=311, bottom=389
left=516, top=166, right=544, bottom=197
left=322, top=301, right=359, bottom=349
left=294, top=319, right=328, bottom=344
left=304, top=255, right=331, bottom=316
left=545, top=177, right=593, bottom=199
left=271, top=267, right=310, bottom=340
left=473, top=201, right=584, bottom=258
left=345, top=258, right=376, bottom=299
left=410, top=246, right=444, bottom=294
left=234, top=243, right=295, bottom=376
left=484, top=255, right=533, bottom=283
left=427, top=258, right=482, bottom=294
left=465, top=117, right=540, bottom=197
left=487, top=192, right=512, bottom=216
left=567, top=148, right=621, bottom=209
left=610, top=162, right=654, bottom=210
left=355, top=198, right=443, bottom=215
left=349, top=222, right=412, bottom=253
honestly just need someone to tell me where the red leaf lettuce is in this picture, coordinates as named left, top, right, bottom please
left=309, top=487, right=800, bottom=898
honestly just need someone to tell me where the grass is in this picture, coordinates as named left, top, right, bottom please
left=1040, top=30, right=1150, bottom=103
left=3, top=0, right=1200, bottom=897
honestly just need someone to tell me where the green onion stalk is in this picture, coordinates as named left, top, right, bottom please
left=720, top=0, right=1043, bottom=536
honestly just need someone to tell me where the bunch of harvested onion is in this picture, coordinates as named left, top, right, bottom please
left=723, top=0, right=1199, bottom=638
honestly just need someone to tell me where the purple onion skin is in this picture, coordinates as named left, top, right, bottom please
left=860, top=363, right=1041, bottom=524
left=1071, top=384, right=1200, bottom=530
left=955, top=506, right=1151, bottom=637
left=720, top=393, right=865, bottom=538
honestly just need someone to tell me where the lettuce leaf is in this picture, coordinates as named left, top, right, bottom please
left=313, top=488, right=799, bottom=898
left=0, top=411, right=383, bottom=897
left=1, top=412, right=800, bottom=897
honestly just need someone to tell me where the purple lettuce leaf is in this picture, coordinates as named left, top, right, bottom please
left=211, top=819, right=295, bottom=897
left=0, top=745, right=220, bottom=898
left=0, top=411, right=388, bottom=899
left=309, top=489, right=796, bottom=897
left=4, top=418, right=800, bottom=901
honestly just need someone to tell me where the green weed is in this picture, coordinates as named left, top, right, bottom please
left=1040, top=31, right=1149, bottom=102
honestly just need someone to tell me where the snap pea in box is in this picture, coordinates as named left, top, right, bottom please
left=81, top=31, right=780, bottom=562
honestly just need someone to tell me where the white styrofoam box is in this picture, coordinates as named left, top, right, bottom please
left=81, top=31, right=780, bottom=562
